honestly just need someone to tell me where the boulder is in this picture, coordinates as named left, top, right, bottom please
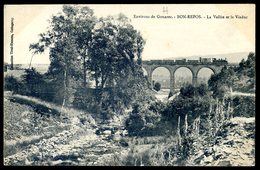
left=193, top=154, right=204, bottom=164
left=113, top=134, right=121, bottom=141
left=203, top=155, right=214, bottom=164
left=223, top=148, right=233, bottom=155
left=217, top=160, right=231, bottom=166
left=119, top=140, right=129, bottom=147
left=214, top=152, right=223, bottom=160
left=121, top=130, right=128, bottom=136
left=223, top=139, right=235, bottom=146
left=51, top=160, right=63, bottom=166
left=103, top=130, right=112, bottom=136
left=204, top=147, right=213, bottom=156
left=71, top=117, right=80, bottom=125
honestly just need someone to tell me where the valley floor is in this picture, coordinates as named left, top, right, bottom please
left=3, top=91, right=255, bottom=166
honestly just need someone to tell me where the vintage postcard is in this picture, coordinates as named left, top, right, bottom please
left=3, top=4, right=255, bottom=166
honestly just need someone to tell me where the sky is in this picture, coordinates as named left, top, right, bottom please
left=4, top=4, right=255, bottom=64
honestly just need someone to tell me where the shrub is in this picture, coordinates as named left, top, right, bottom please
left=125, top=104, right=146, bottom=136
left=149, top=100, right=165, bottom=113
left=125, top=102, right=162, bottom=136
left=232, top=96, right=255, bottom=117
left=154, top=82, right=161, bottom=91
left=180, top=84, right=196, bottom=97
left=4, top=75, right=26, bottom=94
left=4, top=62, right=8, bottom=72
left=22, top=68, right=44, bottom=97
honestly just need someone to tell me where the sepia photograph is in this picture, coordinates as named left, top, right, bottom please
left=3, top=4, right=255, bottom=166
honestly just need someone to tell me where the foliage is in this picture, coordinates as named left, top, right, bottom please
left=86, top=14, right=146, bottom=114
left=234, top=52, right=255, bottom=92
left=208, top=66, right=235, bottom=98
left=236, top=52, right=255, bottom=78
left=148, top=100, right=166, bottom=113
left=153, top=82, right=161, bottom=91
left=4, top=62, right=8, bottom=72
left=72, top=88, right=97, bottom=111
left=21, top=68, right=46, bottom=98
left=180, top=83, right=208, bottom=98
left=29, top=5, right=147, bottom=115
left=163, top=84, right=210, bottom=125
left=208, top=52, right=255, bottom=96
left=125, top=101, right=164, bottom=136
left=4, top=75, right=25, bottom=94
left=87, top=14, right=145, bottom=90
left=232, top=96, right=255, bottom=117
left=30, top=5, right=96, bottom=107
left=176, top=134, right=195, bottom=164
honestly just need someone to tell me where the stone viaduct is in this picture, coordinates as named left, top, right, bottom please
left=142, top=59, right=231, bottom=93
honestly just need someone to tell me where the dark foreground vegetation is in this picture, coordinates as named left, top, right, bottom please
left=4, top=5, right=255, bottom=166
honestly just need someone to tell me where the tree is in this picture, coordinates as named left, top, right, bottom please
left=29, top=43, right=44, bottom=69
left=163, top=84, right=211, bottom=134
left=235, top=52, right=255, bottom=91
left=73, top=6, right=97, bottom=87
left=4, top=62, right=8, bottom=72
left=197, top=83, right=208, bottom=96
left=236, top=52, right=255, bottom=76
left=125, top=101, right=162, bottom=136
left=87, top=14, right=146, bottom=112
left=30, top=5, right=94, bottom=107
left=208, top=52, right=255, bottom=95
left=88, top=14, right=144, bottom=90
left=30, top=5, right=147, bottom=115
left=180, top=84, right=196, bottom=97
left=4, top=75, right=25, bottom=94
left=208, top=66, right=235, bottom=98
left=154, top=82, right=161, bottom=91
left=22, top=67, right=45, bottom=97
left=232, top=96, right=255, bottom=117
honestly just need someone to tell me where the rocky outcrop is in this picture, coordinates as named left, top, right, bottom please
left=190, top=117, right=255, bottom=166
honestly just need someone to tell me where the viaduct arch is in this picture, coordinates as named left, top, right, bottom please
left=142, top=59, right=228, bottom=93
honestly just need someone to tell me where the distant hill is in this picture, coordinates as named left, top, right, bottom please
left=8, top=64, right=49, bottom=74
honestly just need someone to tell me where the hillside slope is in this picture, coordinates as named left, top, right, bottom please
left=187, top=117, right=255, bottom=166
left=4, top=92, right=130, bottom=166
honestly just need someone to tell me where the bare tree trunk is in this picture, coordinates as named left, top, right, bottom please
left=216, top=98, right=219, bottom=113
left=230, top=101, right=234, bottom=119
left=213, top=98, right=219, bottom=136
left=220, top=98, right=224, bottom=123
left=61, top=69, right=67, bottom=109
left=177, top=116, right=182, bottom=146
left=197, top=115, right=200, bottom=136
left=10, top=53, right=14, bottom=70
left=134, top=158, right=137, bottom=166
left=227, top=101, right=231, bottom=120
left=209, top=101, right=212, bottom=113
left=184, top=113, right=188, bottom=137
left=140, top=157, right=144, bottom=166
left=229, top=86, right=234, bottom=119
left=83, top=56, right=87, bottom=88
left=29, top=53, right=35, bottom=69
left=192, top=116, right=201, bottom=136
left=216, top=98, right=219, bottom=123
left=208, top=102, right=213, bottom=136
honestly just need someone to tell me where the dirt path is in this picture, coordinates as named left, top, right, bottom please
left=231, top=91, right=255, bottom=97
left=4, top=92, right=128, bottom=166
